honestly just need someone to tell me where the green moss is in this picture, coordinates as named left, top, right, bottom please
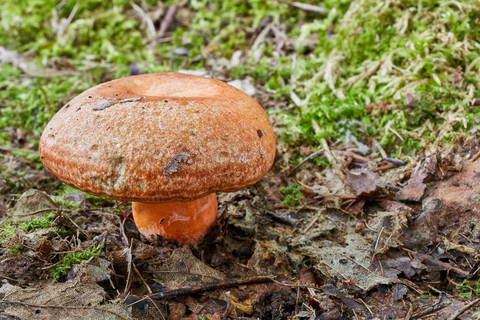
left=0, top=213, right=56, bottom=246
left=51, top=244, right=103, bottom=281
left=279, top=184, right=304, bottom=208
left=6, top=244, right=22, bottom=255
left=1, top=0, right=479, bottom=159
left=18, top=212, right=56, bottom=232
left=0, top=223, right=17, bottom=242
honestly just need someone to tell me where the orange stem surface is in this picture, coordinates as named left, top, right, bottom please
left=131, top=193, right=218, bottom=244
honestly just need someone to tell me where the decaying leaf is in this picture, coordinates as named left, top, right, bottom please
left=367, top=209, right=409, bottom=256
left=345, top=167, right=379, bottom=196
left=0, top=280, right=129, bottom=320
left=293, top=232, right=392, bottom=291
left=149, top=247, right=225, bottom=290
left=8, top=190, right=58, bottom=223
left=247, top=240, right=297, bottom=275
left=398, top=157, right=437, bottom=201
left=321, top=284, right=364, bottom=312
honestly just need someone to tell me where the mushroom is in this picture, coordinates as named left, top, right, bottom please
left=39, top=73, right=276, bottom=244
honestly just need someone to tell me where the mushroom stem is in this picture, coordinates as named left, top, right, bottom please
left=131, top=193, right=218, bottom=244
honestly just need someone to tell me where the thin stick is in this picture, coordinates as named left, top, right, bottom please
left=301, top=208, right=325, bottom=234
left=158, top=5, right=178, bottom=38
left=447, top=298, right=480, bottom=320
left=133, top=263, right=152, bottom=294
left=122, top=241, right=134, bottom=296
left=138, top=276, right=273, bottom=303
left=222, top=293, right=232, bottom=320
left=288, top=149, right=323, bottom=176
left=470, top=150, right=480, bottom=162
left=145, top=296, right=165, bottom=320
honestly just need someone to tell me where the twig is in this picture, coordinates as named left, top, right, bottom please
left=222, top=293, right=232, bottom=320
left=404, top=302, right=413, bottom=320
left=252, top=22, right=273, bottom=50
left=384, top=157, right=406, bottom=166
left=0, top=300, right=129, bottom=320
left=0, top=146, right=39, bottom=154
left=145, top=296, right=165, bottom=320
left=133, top=262, right=152, bottom=294
left=321, top=138, right=336, bottom=163
left=158, top=5, right=178, bottom=38
left=357, top=298, right=373, bottom=314
left=118, top=216, right=129, bottom=247
left=414, top=252, right=470, bottom=276
left=470, top=150, right=480, bottom=162
left=411, top=293, right=449, bottom=318
left=130, top=1, right=156, bottom=40
left=16, top=208, right=61, bottom=218
left=288, top=149, right=323, bottom=176
left=301, top=208, right=325, bottom=234
left=372, top=138, right=387, bottom=159
left=38, top=86, right=53, bottom=113
left=373, top=162, right=396, bottom=172
left=284, top=1, right=328, bottom=14
left=294, top=285, right=300, bottom=315
left=140, top=276, right=273, bottom=302
left=149, top=270, right=224, bottom=282
left=122, top=241, right=134, bottom=296
left=447, top=298, right=480, bottom=320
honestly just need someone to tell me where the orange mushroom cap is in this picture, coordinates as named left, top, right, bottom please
left=39, top=72, right=276, bottom=243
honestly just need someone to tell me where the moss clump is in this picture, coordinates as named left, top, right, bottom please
left=279, top=184, right=304, bottom=208
left=51, top=244, right=104, bottom=281
left=18, top=212, right=56, bottom=232
left=1, top=0, right=479, bottom=158
left=0, top=212, right=56, bottom=243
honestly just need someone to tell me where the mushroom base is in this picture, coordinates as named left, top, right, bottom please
left=131, top=193, right=218, bottom=244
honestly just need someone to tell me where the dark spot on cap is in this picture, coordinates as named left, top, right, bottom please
left=159, top=218, right=165, bottom=225
left=88, top=96, right=92, bottom=98
left=116, top=93, right=119, bottom=96
left=165, top=99, right=168, bottom=103
left=257, top=129, right=263, bottom=138
left=64, top=104, right=70, bottom=108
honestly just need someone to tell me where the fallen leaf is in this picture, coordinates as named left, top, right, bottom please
left=8, top=190, right=58, bottom=223
left=321, top=284, right=365, bottom=312
left=293, top=233, right=392, bottom=291
left=345, top=167, right=379, bottom=196
left=398, top=157, right=437, bottom=201
left=368, top=210, right=409, bottom=256
left=149, top=247, right=225, bottom=290
left=0, top=281, right=129, bottom=320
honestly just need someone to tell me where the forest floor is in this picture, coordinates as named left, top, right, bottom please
left=2, top=1, right=480, bottom=319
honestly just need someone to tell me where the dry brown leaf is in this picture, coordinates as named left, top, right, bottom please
left=398, top=157, right=437, bottom=201
left=345, top=167, right=379, bottom=196
left=292, top=232, right=392, bottom=291
left=0, top=280, right=129, bottom=320
left=368, top=209, right=409, bottom=256
left=149, top=247, right=225, bottom=290
left=8, top=190, right=58, bottom=223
